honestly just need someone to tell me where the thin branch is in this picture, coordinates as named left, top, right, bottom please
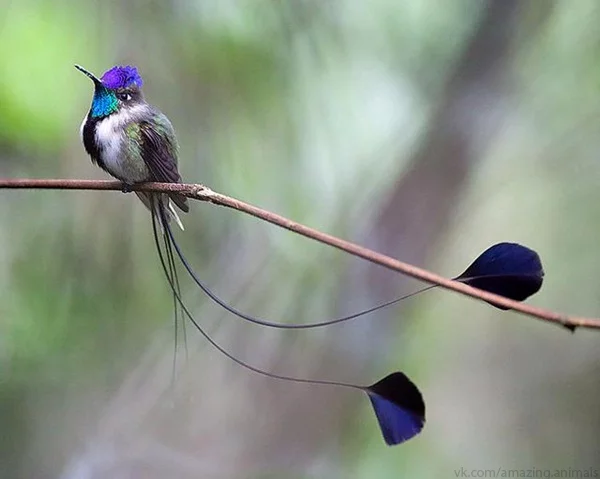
left=1, top=177, right=598, bottom=331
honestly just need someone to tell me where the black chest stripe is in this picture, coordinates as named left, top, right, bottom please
left=82, top=116, right=104, bottom=169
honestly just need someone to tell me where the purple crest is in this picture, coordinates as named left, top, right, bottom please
left=101, top=65, right=143, bottom=90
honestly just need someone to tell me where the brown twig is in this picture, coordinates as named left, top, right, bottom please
left=1, top=177, right=598, bottom=331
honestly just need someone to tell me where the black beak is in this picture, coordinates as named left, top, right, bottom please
left=74, top=64, right=103, bottom=89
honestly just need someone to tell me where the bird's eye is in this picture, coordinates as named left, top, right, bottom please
left=118, top=92, right=132, bottom=102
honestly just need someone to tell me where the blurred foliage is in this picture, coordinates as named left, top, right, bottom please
left=1, top=0, right=600, bottom=478
left=0, top=3, right=96, bottom=150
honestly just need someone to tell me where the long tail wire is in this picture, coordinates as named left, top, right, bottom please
left=161, top=213, right=436, bottom=330
left=151, top=199, right=364, bottom=392
left=161, top=216, right=515, bottom=330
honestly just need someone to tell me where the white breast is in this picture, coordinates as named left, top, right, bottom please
left=79, top=116, right=86, bottom=142
left=93, top=104, right=148, bottom=181
left=95, top=115, right=126, bottom=178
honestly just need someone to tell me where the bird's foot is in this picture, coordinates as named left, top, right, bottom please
left=121, top=183, right=134, bottom=193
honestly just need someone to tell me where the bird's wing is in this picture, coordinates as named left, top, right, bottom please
left=139, top=119, right=189, bottom=212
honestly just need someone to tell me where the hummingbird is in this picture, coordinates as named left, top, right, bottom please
left=75, top=64, right=189, bottom=228
left=75, top=65, right=428, bottom=447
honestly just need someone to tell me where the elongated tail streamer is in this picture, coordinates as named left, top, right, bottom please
left=151, top=201, right=425, bottom=446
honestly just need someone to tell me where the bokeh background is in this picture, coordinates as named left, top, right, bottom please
left=1, top=0, right=600, bottom=477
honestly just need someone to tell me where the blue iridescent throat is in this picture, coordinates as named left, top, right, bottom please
left=91, top=88, right=118, bottom=118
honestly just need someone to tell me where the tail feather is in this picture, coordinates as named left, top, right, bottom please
left=167, top=200, right=185, bottom=231
left=135, top=191, right=185, bottom=231
left=170, top=193, right=189, bottom=213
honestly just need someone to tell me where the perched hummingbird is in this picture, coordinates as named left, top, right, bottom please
left=76, top=64, right=189, bottom=228
left=74, top=68, right=429, bottom=449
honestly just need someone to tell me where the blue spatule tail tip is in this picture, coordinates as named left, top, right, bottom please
left=366, top=372, right=425, bottom=446
left=456, top=242, right=544, bottom=309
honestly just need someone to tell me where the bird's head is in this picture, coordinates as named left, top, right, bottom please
left=76, top=64, right=145, bottom=119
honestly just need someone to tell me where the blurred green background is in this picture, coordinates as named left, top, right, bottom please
left=1, top=0, right=600, bottom=477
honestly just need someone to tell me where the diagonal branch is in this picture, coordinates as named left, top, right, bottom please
left=1, top=177, right=598, bottom=331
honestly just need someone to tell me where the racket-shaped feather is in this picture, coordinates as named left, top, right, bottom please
left=365, top=372, right=425, bottom=446
left=456, top=242, right=544, bottom=309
